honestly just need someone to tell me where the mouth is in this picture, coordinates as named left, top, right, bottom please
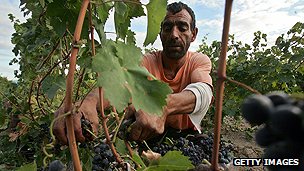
left=167, top=44, right=182, bottom=49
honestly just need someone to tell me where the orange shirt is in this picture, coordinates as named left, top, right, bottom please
left=142, top=51, right=213, bottom=130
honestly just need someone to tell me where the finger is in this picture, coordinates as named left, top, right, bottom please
left=87, top=114, right=99, bottom=141
left=53, top=115, right=68, bottom=145
left=130, top=122, right=142, bottom=141
left=125, top=105, right=136, bottom=119
left=138, top=129, right=152, bottom=142
left=73, top=112, right=86, bottom=143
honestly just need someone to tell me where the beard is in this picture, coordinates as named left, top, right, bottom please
left=162, top=40, right=190, bottom=60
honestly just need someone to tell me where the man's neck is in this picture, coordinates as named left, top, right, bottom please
left=161, top=52, right=187, bottom=74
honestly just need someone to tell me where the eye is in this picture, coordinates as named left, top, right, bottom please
left=179, top=26, right=187, bottom=32
left=162, top=25, right=172, bottom=32
left=177, top=22, right=189, bottom=32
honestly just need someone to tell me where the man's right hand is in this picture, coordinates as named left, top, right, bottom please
left=53, top=99, right=99, bottom=145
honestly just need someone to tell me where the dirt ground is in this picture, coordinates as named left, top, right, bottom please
left=220, top=116, right=267, bottom=171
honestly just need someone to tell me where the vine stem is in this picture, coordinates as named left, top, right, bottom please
left=36, top=51, right=71, bottom=116
left=63, top=0, right=90, bottom=170
left=211, top=0, right=233, bottom=171
left=88, top=2, right=123, bottom=164
left=98, top=88, right=123, bottom=164
left=225, top=76, right=261, bottom=94
left=212, top=71, right=261, bottom=94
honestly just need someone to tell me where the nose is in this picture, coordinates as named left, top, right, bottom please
left=171, top=26, right=179, bottom=40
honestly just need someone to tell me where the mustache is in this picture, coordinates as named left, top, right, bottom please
left=165, top=40, right=182, bottom=47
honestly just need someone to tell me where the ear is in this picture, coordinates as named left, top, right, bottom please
left=191, top=27, right=198, bottom=42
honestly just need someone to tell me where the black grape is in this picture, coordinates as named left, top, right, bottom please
left=48, top=160, right=65, bottom=171
left=139, top=133, right=234, bottom=166
left=255, top=124, right=281, bottom=147
left=241, top=94, right=274, bottom=126
left=269, top=105, right=303, bottom=140
left=242, top=92, right=304, bottom=171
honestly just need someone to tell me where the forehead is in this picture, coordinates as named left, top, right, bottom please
left=163, top=9, right=192, bottom=24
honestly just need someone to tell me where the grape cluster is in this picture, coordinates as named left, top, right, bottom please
left=140, top=133, right=234, bottom=166
left=241, top=91, right=304, bottom=171
left=92, top=142, right=117, bottom=171
left=47, top=160, right=65, bottom=171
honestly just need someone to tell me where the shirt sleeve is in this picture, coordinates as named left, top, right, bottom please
left=183, top=82, right=213, bottom=133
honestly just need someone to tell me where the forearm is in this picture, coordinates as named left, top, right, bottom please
left=164, top=83, right=213, bottom=117
left=164, top=90, right=196, bottom=116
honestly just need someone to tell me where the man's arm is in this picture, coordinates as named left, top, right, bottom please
left=164, top=69, right=213, bottom=117
left=53, top=88, right=111, bottom=145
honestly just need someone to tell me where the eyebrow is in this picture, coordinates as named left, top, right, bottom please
left=162, top=20, right=189, bottom=27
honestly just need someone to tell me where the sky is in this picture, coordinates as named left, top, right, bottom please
left=0, top=0, right=303, bottom=80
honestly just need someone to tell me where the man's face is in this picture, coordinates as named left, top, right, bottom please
left=160, top=9, right=197, bottom=60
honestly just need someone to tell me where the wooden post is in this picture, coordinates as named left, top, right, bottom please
left=211, top=0, right=233, bottom=170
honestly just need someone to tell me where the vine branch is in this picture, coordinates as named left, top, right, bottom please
left=63, top=0, right=90, bottom=170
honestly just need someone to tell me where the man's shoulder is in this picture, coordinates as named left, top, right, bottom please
left=143, top=50, right=162, bottom=62
left=144, top=50, right=162, bottom=58
left=188, top=51, right=211, bottom=63
left=189, top=51, right=209, bottom=58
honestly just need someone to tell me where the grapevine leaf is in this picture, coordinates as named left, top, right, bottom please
left=16, top=161, right=37, bottom=171
left=115, top=138, right=128, bottom=155
left=41, top=75, right=66, bottom=99
left=126, top=30, right=136, bottom=45
left=144, top=151, right=194, bottom=171
left=92, top=40, right=172, bottom=115
left=133, top=152, right=147, bottom=169
left=144, top=0, right=167, bottom=46
left=93, top=41, right=131, bottom=111
left=114, top=2, right=130, bottom=40
left=46, top=0, right=89, bottom=38
left=96, top=1, right=113, bottom=23
left=93, top=17, right=107, bottom=44
left=127, top=0, right=145, bottom=18
left=114, top=1, right=145, bottom=41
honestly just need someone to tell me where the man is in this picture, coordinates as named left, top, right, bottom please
left=53, top=2, right=213, bottom=144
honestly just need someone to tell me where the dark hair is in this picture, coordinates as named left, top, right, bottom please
left=167, top=2, right=196, bottom=30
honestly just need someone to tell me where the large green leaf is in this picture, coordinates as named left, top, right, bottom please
left=96, top=1, right=113, bottom=23
left=127, top=0, right=145, bottom=18
left=144, top=0, right=167, bottom=46
left=114, top=1, right=145, bottom=41
left=16, top=161, right=37, bottom=171
left=92, top=40, right=172, bottom=115
left=41, top=75, right=66, bottom=99
left=115, top=138, right=128, bottom=155
left=114, top=2, right=130, bottom=40
left=46, top=0, right=89, bottom=38
left=143, top=151, right=194, bottom=171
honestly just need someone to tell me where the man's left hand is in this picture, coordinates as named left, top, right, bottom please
left=129, top=109, right=166, bottom=141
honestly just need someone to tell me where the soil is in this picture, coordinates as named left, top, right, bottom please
left=219, top=116, right=267, bottom=171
